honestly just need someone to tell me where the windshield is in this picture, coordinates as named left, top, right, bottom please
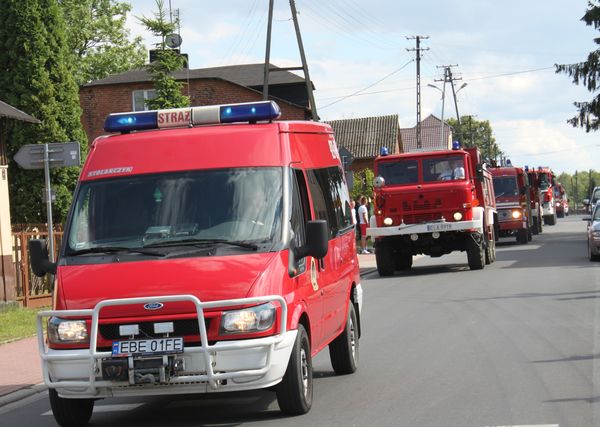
left=493, top=176, right=518, bottom=197
left=592, top=188, right=600, bottom=204
left=377, top=159, right=419, bottom=185
left=66, top=167, right=283, bottom=254
left=423, top=156, right=466, bottom=182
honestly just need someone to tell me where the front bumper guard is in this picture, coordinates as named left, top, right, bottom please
left=366, top=218, right=483, bottom=238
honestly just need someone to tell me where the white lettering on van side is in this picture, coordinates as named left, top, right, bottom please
left=87, top=167, right=134, bottom=178
left=328, top=137, right=340, bottom=160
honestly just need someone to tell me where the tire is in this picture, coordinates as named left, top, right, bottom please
left=276, top=325, right=313, bottom=415
left=329, top=303, right=359, bottom=375
left=532, top=216, right=539, bottom=235
left=527, top=223, right=533, bottom=241
left=538, top=209, right=543, bottom=233
left=49, top=389, right=94, bottom=427
left=590, top=244, right=600, bottom=262
left=375, top=245, right=395, bottom=277
left=490, top=235, right=496, bottom=262
left=396, top=253, right=413, bottom=271
left=466, top=233, right=485, bottom=270
left=545, top=214, right=557, bottom=226
left=517, top=228, right=528, bottom=244
left=485, top=230, right=496, bottom=264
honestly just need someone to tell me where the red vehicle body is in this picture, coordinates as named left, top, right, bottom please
left=29, top=101, right=362, bottom=425
left=491, top=166, right=533, bottom=244
left=367, top=147, right=497, bottom=275
left=527, top=167, right=556, bottom=225
left=554, top=183, right=569, bottom=218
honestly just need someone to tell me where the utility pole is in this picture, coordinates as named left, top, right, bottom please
left=433, top=67, right=449, bottom=148
left=407, top=36, right=429, bottom=149
left=435, top=65, right=462, bottom=146
left=262, top=0, right=319, bottom=120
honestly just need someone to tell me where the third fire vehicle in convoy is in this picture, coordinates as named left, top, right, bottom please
left=491, top=166, right=533, bottom=244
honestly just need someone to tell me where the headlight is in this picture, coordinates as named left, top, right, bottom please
left=221, top=303, right=276, bottom=334
left=383, top=217, right=393, bottom=226
left=592, top=231, right=600, bottom=239
left=511, top=210, right=522, bottom=219
left=453, top=212, right=463, bottom=221
left=48, top=317, right=88, bottom=343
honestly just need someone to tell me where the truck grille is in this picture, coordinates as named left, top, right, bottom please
left=99, top=319, right=210, bottom=339
left=402, top=198, right=443, bottom=211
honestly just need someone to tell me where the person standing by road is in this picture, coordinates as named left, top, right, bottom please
left=358, top=196, right=370, bottom=254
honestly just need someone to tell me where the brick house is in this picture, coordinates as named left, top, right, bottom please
left=79, top=63, right=313, bottom=143
left=400, top=114, right=453, bottom=152
left=325, top=115, right=401, bottom=172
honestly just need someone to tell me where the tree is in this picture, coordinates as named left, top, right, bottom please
left=139, top=0, right=189, bottom=109
left=447, top=116, right=503, bottom=162
left=0, top=0, right=88, bottom=224
left=59, top=0, right=146, bottom=86
left=350, top=169, right=374, bottom=202
left=556, top=1, right=600, bottom=131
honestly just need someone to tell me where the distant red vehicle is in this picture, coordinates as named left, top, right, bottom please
left=527, top=167, right=557, bottom=226
left=491, top=166, right=533, bottom=244
left=554, top=183, right=569, bottom=218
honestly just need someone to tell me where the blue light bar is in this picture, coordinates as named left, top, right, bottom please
left=452, top=140, right=461, bottom=150
left=219, top=101, right=281, bottom=123
left=104, top=111, right=158, bottom=132
left=103, top=101, right=281, bottom=133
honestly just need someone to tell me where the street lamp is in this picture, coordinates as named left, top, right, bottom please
left=428, top=83, right=446, bottom=148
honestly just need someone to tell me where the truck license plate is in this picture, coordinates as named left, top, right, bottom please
left=427, top=223, right=452, bottom=232
left=112, top=337, right=184, bottom=357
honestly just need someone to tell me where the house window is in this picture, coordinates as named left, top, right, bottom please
left=132, top=89, right=157, bottom=111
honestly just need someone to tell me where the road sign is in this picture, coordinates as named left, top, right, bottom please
left=14, top=142, right=80, bottom=170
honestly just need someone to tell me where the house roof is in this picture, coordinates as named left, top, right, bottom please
left=0, top=100, right=40, bottom=123
left=326, top=115, right=399, bottom=160
left=400, top=114, right=452, bottom=152
left=83, top=63, right=307, bottom=88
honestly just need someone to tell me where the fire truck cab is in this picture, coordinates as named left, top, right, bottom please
left=29, top=101, right=362, bottom=426
left=368, top=145, right=497, bottom=275
left=491, top=166, right=533, bottom=244
left=529, top=167, right=557, bottom=225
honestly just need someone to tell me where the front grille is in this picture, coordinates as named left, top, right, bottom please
left=99, top=318, right=210, bottom=340
left=401, top=198, right=443, bottom=211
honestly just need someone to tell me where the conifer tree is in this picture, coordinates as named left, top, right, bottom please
left=556, top=1, right=600, bottom=131
left=0, top=0, right=88, bottom=224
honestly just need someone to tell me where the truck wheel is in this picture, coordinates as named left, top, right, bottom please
left=532, top=216, right=539, bottom=235
left=545, top=214, right=557, bottom=226
left=485, top=231, right=496, bottom=264
left=527, top=223, right=533, bottom=241
left=276, top=325, right=312, bottom=415
left=396, top=253, right=413, bottom=270
left=49, top=389, right=94, bottom=427
left=517, top=228, right=529, bottom=244
left=467, top=233, right=485, bottom=270
left=538, top=209, right=543, bottom=233
left=329, top=302, right=359, bottom=375
left=375, top=246, right=395, bottom=276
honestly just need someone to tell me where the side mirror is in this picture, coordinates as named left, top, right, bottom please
left=475, top=164, right=484, bottom=181
left=583, top=198, right=590, bottom=205
left=583, top=216, right=592, bottom=221
left=295, top=220, right=328, bottom=260
left=29, top=239, right=57, bottom=277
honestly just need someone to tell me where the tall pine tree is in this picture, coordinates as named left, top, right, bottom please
left=556, top=1, right=600, bottom=131
left=0, top=0, right=88, bottom=224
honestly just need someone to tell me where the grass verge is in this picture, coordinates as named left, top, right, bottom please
left=0, top=306, right=49, bottom=344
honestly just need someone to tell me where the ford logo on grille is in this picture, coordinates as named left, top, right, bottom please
left=144, top=302, right=164, bottom=311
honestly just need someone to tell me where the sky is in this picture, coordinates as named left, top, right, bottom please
left=127, top=0, right=600, bottom=174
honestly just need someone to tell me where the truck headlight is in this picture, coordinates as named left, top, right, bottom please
left=221, top=303, right=276, bottom=334
left=48, top=317, right=88, bottom=343
left=453, top=212, right=463, bottom=221
left=511, top=210, right=522, bottom=219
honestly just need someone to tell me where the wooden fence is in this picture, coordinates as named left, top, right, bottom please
left=11, top=231, right=62, bottom=308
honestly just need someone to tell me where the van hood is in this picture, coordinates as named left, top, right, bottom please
left=56, top=253, right=280, bottom=316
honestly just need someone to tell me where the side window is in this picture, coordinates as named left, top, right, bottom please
left=291, top=169, right=309, bottom=273
left=132, top=89, right=157, bottom=112
left=306, top=166, right=353, bottom=239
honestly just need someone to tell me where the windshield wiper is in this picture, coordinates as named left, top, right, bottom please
left=67, top=246, right=165, bottom=257
left=495, top=192, right=505, bottom=199
left=144, top=238, right=258, bottom=250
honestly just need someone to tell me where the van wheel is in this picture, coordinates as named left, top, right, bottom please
left=329, top=302, right=359, bottom=375
left=396, top=253, right=412, bottom=270
left=49, top=389, right=94, bottom=427
left=467, top=233, right=484, bottom=270
left=375, top=246, right=395, bottom=276
left=276, top=325, right=312, bottom=415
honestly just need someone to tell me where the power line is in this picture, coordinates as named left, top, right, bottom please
left=319, top=59, right=414, bottom=110
left=466, top=66, right=554, bottom=81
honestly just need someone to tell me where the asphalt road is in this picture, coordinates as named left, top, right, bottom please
left=1, top=215, right=599, bottom=427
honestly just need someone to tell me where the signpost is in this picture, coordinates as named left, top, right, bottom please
left=14, top=142, right=81, bottom=262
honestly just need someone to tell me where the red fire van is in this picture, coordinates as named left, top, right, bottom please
left=29, top=101, right=362, bottom=426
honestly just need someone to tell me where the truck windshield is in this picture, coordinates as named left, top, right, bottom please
left=493, top=176, right=518, bottom=197
left=66, top=167, right=283, bottom=254
left=377, top=159, right=419, bottom=185
left=422, top=156, right=466, bottom=182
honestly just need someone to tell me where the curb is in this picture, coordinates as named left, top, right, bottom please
left=0, top=383, right=46, bottom=408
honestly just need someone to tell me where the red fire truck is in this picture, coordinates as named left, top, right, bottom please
left=525, top=167, right=543, bottom=234
left=554, top=183, right=569, bottom=218
left=491, top=166, right=533, bottom=244
left=28, top=101, right=362, bottom=426
left=367, top=146, right=497, bottom=275
left=528, top=167, right=556, bottom=225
